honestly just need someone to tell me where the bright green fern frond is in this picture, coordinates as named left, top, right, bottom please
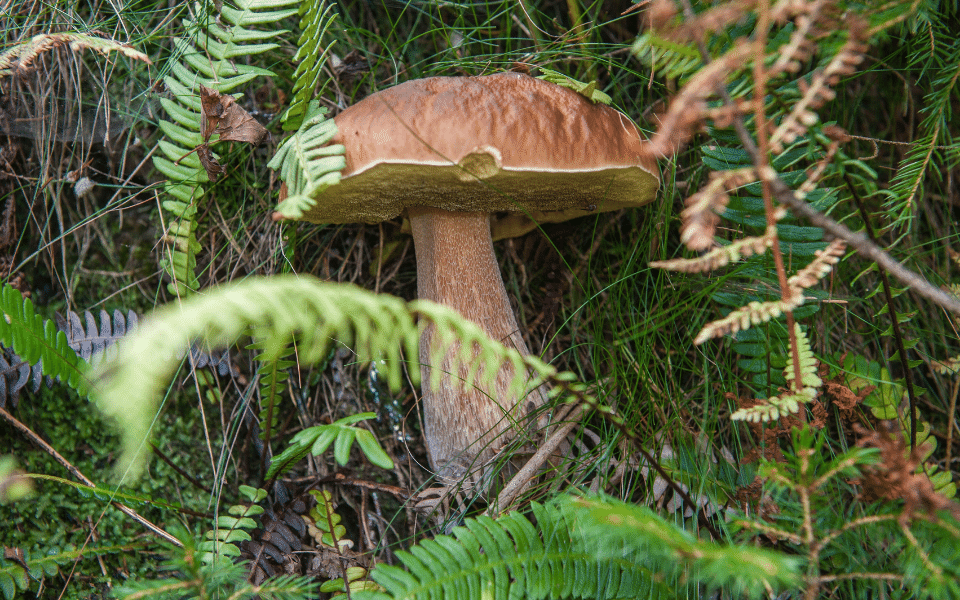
left=269, top=101, right=346, bottom=218
left=92, top=276, right=559, bottom=478
left=783, top=323, right=821, bottom=389
left=353, top=497, right=798, bottom=600
left=198, top=485, right=265, bottom=564
left=565, top=496, right=801, bottom=596
left=731, top=324, right=820, bottom=422
left=0, top=284, right=87, bottom=394
left=283, top=0, right=338, bottom=130
left=632, top=32, right=702, bottom=80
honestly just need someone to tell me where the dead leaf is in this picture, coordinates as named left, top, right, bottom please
left=196, top=144, right=225, bottom=182
left=198, top=84, right=267, bottom=145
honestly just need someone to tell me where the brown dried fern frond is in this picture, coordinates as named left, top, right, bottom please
left=0, top=33, right=151, bottom=77
left=769, top=18, right=869, bottom=152
left=786, top=239, right=846, bottom=289
left=675, top=168, right=757, bottom=250
left=656, top=0, right=760, bottom=43
left=768, top=0, right=828, bottom=74
left=693, top=286, right=804, bottom=345
left=651, top=231, right=773, bottom=273
left=644, top=41, right=754, bottom=158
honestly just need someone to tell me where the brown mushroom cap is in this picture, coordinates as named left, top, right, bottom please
left=295, top=72, right=659, bottom=225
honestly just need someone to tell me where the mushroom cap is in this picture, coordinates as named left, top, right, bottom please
left=295, top=72, right=659, bottom=225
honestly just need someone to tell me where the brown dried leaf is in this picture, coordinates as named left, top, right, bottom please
left=199, top=84, right=268, bottom=145
left=196, top=144, right=225, bottom=182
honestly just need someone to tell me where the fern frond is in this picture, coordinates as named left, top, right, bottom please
left=786, top=239, right=846, bottom=290
left=0, top=33, right=150, bottom=76
left=694, top=287, right=804, bottom=345
left=154, top=0, right=299, bottom=294
left=769, top=19, right=869, bottom=153
left=282, top=0, right=338, bottom=130
left=732, top=324, right=821, bottom=422
left=357, top=497, right=797, bottom=600
left=731, top=388, right=818, bottom=422
left=651, top=231, right=773, bottom=273
left=92, top=276, right=559, bottom=477
left=269, top=102, right=346, bottom=219
left=632, top=32, right=703, bottom=81
left=0, top=285, right=86, bottom=396
left=199, top=485, right=265, bottom=564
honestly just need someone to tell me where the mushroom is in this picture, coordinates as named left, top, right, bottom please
left=278, top=73, right=659, bottom=481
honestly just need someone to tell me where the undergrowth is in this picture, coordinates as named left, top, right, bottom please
left=0, top=0, right=958, bottom=598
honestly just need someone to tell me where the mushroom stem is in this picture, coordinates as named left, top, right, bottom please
left=408, top=206, right=545, bottom=480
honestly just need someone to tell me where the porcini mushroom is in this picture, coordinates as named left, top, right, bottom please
left=277, top=73, right=659, bottom=480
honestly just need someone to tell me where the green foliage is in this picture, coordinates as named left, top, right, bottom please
left=0, top=284, right=87, bottom=394
left=269, top=101, right=346, bottom=219
left=93, top=275, right=560, bottom=478
left=113, top=528, right=318, bottom=600
left=738, top=427, right=960, bottom=599
left=282, top=0, right=338, bottom=130
left=154, top=0, right=299, bottom=294
left=353, top=497, right=797, bottom=600
left=0, top=543, right=131, bottom=600
left=198, top=485, right=266, bottom=563
left=267, top=412, right=394, bottom=481
left=885, top=27, right=960, bottom=231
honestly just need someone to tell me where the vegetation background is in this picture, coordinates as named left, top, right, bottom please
left=0, top=0, right=959, bottom=598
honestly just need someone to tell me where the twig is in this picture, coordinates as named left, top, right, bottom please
left=489, top=403, right=589, bottom=516
left=1, top=407, right=182, bottom=547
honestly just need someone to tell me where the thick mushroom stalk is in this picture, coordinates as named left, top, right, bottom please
left=408, top=206, right=545, bottom=479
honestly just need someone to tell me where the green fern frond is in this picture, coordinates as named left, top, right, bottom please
left=267, top=412, right=394, bottom=481
left=282, top=0, right=338, bottom=130
left=354, top=497, right=797, bottom=600
left=269, top=101, right=346, bottom=219
left=783, top=324, right=821, bottom=389
left=92, top=276, right=559, bottom=478
left=731, top=324, right=820, bottom=422
left=307, top=489, right=351, bottom=549
left=199, top=485, right=265, bottom=564
left=566, top=496, right=800, bottom=595
left=632, top=32, right=702, bottom=81
left=0, top=284, right=87, bottom=395
left=154, top=0, right=299, bottom=295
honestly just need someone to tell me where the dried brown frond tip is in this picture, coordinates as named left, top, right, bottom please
left=0, top=33, right=151, bottom=77
left=647, top=0, right=679, bottom=31
left=854, top=423, right=960, bottom=524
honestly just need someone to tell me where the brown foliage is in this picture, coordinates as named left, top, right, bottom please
left=855, top=424, right=960, bottom=524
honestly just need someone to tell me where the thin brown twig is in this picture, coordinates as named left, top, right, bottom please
left=0, top=406, right=182, bottom=547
